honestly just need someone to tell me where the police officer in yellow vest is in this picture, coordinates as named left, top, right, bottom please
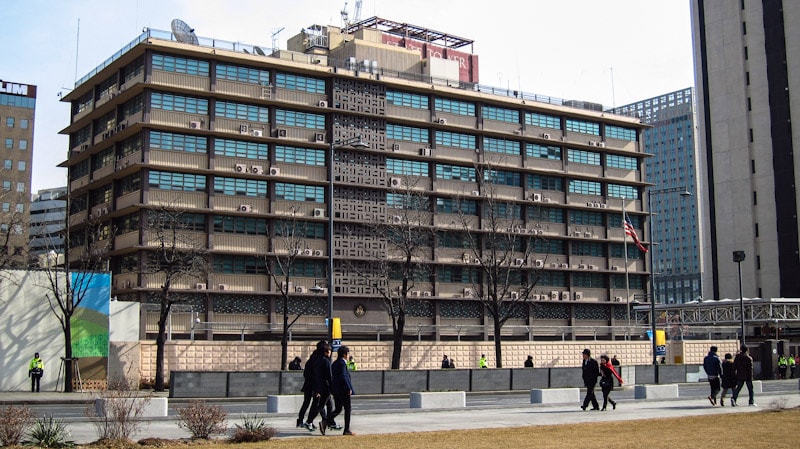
left=346, top=355, right=358, bottom=370
left=28, top=352, right=44, bottom=393
left=777, top=354, right=788, bottom=379
left=478, top=354, right=488, bottom=369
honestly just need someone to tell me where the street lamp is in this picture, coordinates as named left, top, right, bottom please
left=647, top=187, right=692, bottom=371
left=324, top=135, right=368, bottom=342
left=733, top=250, right=746, bottom=345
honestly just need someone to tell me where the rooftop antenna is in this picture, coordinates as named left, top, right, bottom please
left=171, top=18, right=199, bottom=45
left=271, top=27, right=285, bottom=52
left=340, top=2, right=349, bottom=28
left=253, top=46, right=266, bottom=56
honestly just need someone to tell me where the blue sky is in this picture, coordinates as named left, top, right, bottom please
left=1, top=0, right=694, bottom=192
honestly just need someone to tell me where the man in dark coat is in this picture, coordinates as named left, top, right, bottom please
left=312, top=342, right=334, bottom=434
left=703, top=345, right=722, bottom=406
left=731, top=344, right=756, bottom=407
left=329, top=346, right=356, bottom=435
left=580, top=348, right=600, bottom=411
left=298, top=340, right=326, bottom=429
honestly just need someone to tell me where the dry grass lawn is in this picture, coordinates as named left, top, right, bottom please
left=109, top=407, right=798, bottom=449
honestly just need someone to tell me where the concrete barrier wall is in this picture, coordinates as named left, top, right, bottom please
left=511, top=368, right=549, bottom=390
left=429, top=369, right=470, bottom=391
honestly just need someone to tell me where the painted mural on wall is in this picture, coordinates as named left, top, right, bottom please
left=70, top=272, right=111, bottom=357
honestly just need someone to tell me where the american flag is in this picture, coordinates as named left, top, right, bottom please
left=624, top=214, right=648, bottom=253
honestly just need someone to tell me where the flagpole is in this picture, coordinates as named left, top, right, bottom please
left=622, top=197, right=631, bottom=327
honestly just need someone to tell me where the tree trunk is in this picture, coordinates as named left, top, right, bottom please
left=280, top=298, right=289, bottom=370
left=63, top=323, right=73, bottom=392
left=154, top=295, right=171, bottom=392
left=493, top=318, right=503, bottom=368
left=391, top=310, right=405, bottom=370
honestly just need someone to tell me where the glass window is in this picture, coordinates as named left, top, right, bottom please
left=525, top=112, right=560, bottom=129
left=1, top=180, right=10, bottom=190
left=275, top=220, right=325, bottom=239
left=149, top=171, right=206, bottom=192
left=526, top=143, right=561, bottom=160
left=216, top=101, right=269, bottom=122
left=610, top=243, right=644, bottom=260
left=5, top=117, right=13, bottom=127
left=274, top=183, right=324, bottom=202
left=569, top=179, right=601, bottom=196
left=435, top=164, right=476, bottom=182
left=484, top=169, right=520, bottom=186
left=387, top=158, right=429, bottom=176
left=20, top=119, right=28, bottom=129
left=607, top=154, right=638, bottom=170
left=436, top=197, right=477, bottom=215
left=215, top=138, right=268, bottom=159
left=536, top=271, right=567, bottom=286
left=214, top=176, right=267, bottom=197
left=213, top=255, right=267, bottom=274
left=612, top=274, right=644, bottom=289
left=483, top=106, right=519, bottom=123
left=437, top=266, right=480, bottom=283
left=484, top=137, right=519, bottom=155
left=609, top=213, right=643, bottom=228
left=275, top=145, right=325, bottom=165
left=217, top=64, right=269, bottom=84
left=434, top=97, right=475, bottom=116
left=4, top=138, right=12, bottom=149
left=0, top=94, right=35, bottom=108
left=275, top=109, right=325, bottom=129
left=1, top=203, right=8, bottom=212
left=529, top=206, right=565, bottom=223
left=17, top=161, right=26, bottom=171
left=486, top=203, right=521, bottom=219
left=150, top=92, right=208, bottom=114
left=387, top=90, right=429, bottom=109
left=275, top=73, right=325, bottom=93
left=571, top=241, right=605, bottom=257
left=566, top=119, right=600, bottom=135
left=387, top=193, right=428, bottom=211
left=15, top=204, right=24, bottom=213
left=570, top=210, right=603, bottom=226
left=568, top=149, right=600, bottom=165
left=534, top=239, right=565, bottom=255
left=152, top=53, right=209, bottom=76
left=3, top=160, right=10, bottom=170
left=150, top=131, right=208, bottom=153
left=572, top=272, right=607, bottom=288
left=213, top=215, right=268, bottom=235
left=387, top=124, right=428, bottom=143
left=435, top=131, right=476, bottom=149
left=16, top=182, right=25, bottom=193
left=527, top=174, right=563, bottom=191
left=605, top=125, right=636, bottom=141
left=607, top=184, right=639, bottom=199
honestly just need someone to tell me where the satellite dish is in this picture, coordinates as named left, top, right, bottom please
left=253, top=46, right=266, bottom=56
left=171, top=19, right=199, bottom=45
left=242, top=48, right=250, bottom=54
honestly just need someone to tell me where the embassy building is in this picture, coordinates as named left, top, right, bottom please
left=60, top=18, right=650, bottom=341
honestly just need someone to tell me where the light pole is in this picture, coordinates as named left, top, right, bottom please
left=323, top=135, right=368, bottom=343
left=733, top=250, right=746, bottom=345
left=647, top=187, right=692, bottom=370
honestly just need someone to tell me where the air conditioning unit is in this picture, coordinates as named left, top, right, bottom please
left=314, top=132, right=325, bottom=143
left=550, top=291, right=559, bottom=301
left=391, top=143, right=400, bottom=151
left=598, top=141, right=606, bottom=148
left=392, top=215, right=402, bottom=224
left=574, top=291, right=584, bottom=301
left=296, top=285, right=307, bottom=293
left=561, top=291, right=570, bottom=301
left=410, top=291, right=421, bottom=297
left=473, top=257, right=481, bottom=264
left=292, top=248, right=302, bottom=255
left=578, top=264, right=587, bottom=269
left=611, top=265, right=621, bottom=271
left=251, top=129, right=263, bottom=137
left=532, top=294, right=540, bottom=301
left=189, top=121, right=201, bottom=129
left=510, top=291, right=519, bottom=300
left=420, top=291, right=430, bottom=297
left=600, top=203, right=608, bottom=208
left=462, top=253, right=471, bottom=264
left=239, top=124, right=249, bottom=134
left=542, top=198, right=552, bottom=203
left=588, top=140, right=597, bottom=146
left=574, top=230, right=582, bottom=237
left=101, top=207, right=109, bottom=215
left=550, top=262, right=559, bottom=268
left=235, top=163, right=247, bottom=172
left=124, top=280, right=133, bottom=288
left=560, top=263, right=569, bottom=269
left=514, top=258, right=525, bottom=266
left=463, top=287, right=475, bottom=297
left=313, top=250, right=323, bottom=257
left=532, top=193, right=542, bottom=202
left=585, top=232, right=592, bottom=238
left=389, top=177, right=403, bottom=188
left=318, top=100, right=328, bottom=108
left=276, top=128, right=287, bottom=138
left=196, top=283, right=207, bottom=290
left=218, top=284, right=229, bottom=290
left=269, top=166, right=280, bottom=176
left=541, top=133, right=551, bottom=140
left=471, top=190, right=480, bottom=196
left=537, top=229, right=544, bottom=235
left=534, top=259, right=544, bottom=268
left=239, top=204, right=253, bottom=212
left=588, top=264, right=598, bottom=270
left=513, top=129, right=523, bottom=135
left=313, top=208, right=325, bottom=217
left=614, top=296, right=624, bottom=302
left=419, top=147, right=432, bottom=156
left=251, top=165, right=264, bottom=174
left=281, top=281, right=294, bottom=291
left=302, top=249, right=313, bottom=256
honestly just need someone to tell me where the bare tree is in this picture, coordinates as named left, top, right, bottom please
left=456, top=166, right=543, bottom=367
left=142, top=207, right=209, bottom=391
left=264, top=208, right=317, bottom=370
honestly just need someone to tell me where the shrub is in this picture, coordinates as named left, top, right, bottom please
left=229, top=414, right=276, bottom=443
left=23, top=415, right=75, bottom=448
left=85, top=375, right=153, bottom=441
left=0, top=405, right=35, bottom=446
left=176, top=401, right=227, bottom=440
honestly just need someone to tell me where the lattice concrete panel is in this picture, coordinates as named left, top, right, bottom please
left=332, top=114, right=387, bottom=150
left=332, top=78, right=386, bottom=115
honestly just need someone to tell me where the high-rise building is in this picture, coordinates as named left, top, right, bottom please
left=691, top=1, right=800, bottom=299
left=29, top=186, right=68, bottom=263
left=0, top=79, right=35, bottom=267
left=60, top=18, right=648, bottom=341
left=612, top=88, right=703, bottom=303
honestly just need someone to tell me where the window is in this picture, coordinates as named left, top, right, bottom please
left=275, top=145, right=325, bottom=165
left=607, top=184, right=638, bottom=199
left=527, top=175, right=563, bottom=191
left=17, top=161, right=26, bottom=171
left=275, top=73, right=325, bottom=93
left=213, top=255, right=267, bottom=274
left=434, top=97, right=475, bottom=116
left=3, top=160, right=10, bottom=170
left=612, top=274, right=644, bottom=289
left=387, top=124, right=428, bottom=143
left=568, top=149, right=600, bottom=165
left=525, top=112, right=560, bottom=129
left=569, top=179, right=601, bottom=196
left=387, top=193, right=429, bottom=211
left=150, top=92, right=208, bottom=114
left=213, top=215, right=267, bottom=235
left=484, top=137, right=519, bottom=155
left=572, top=242, right=605, bottom=257
left=570, top=210, right=603, bottom=226
left=605, top=125, right=636, bottom=141
left=1, top=203, right=8, bottom=212
left=529, top=206, right=564, bottom=223
left=436, top=197, right=477, bottom=215
left=1, top=181, right=10, bottom=190
left=149, top=171, right=206, bottom=192
left=274, top=183, right=324, bottom=202
left=16, top=182, right=25, bottom=193
left=275, top=220, right=325, bottom=239
left=566, top=119, right=600, bottom=135
left=483, top=105, right=519, bottom=123
left=435, top=164, right=476, bottom=182
left=435, top=131, right=476, bottom=149
left=572, top=272, right=607, bottom=288
left=118, top=173, right=141, bottom=195
left=20, top=119, right=28, bottom=129
left=609, top=214, right=642, bottom=228
left=0, top=94, right=35, bottom=108
left=484, top=169, right=520, bottom=187
left=610, top=244, right=644, bottom=260
left=215, top=138, right=268, bottom=159
left=486, top=203, right=521, bottom=219
left=437, top=266, right=480, bottom=283
left=607, top=154, right=638, bottom=170
left=5, top=117, right=13, bottom=127
left=387, top=90, right=428, bottom=109
left=152, top=53, right=209, bottom=76
left=150, top=131, right=208, bottom=153
left=119, top=134, right=143, bottom=157
left=216, top=101, right=269, bottom=122
left=4, top=138, right=12, bottom=149
left=217, top=64, right=269, bottom=84
left=275, top=109, right=325, bottom=129
left=526, top=143, right=561, bottom=160
left=214, top=176, right=267, bottom=197
left=536, top=271, right=567, bottom=287
left=387, top=158, right=429, bottom=176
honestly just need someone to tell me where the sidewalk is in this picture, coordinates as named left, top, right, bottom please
left=2, top=389, right=798, bottom=443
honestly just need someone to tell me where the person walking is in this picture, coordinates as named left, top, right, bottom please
left=703, top=345, right=722, bottom=405
left=719, top=353, right=736, bottom=406
left=298, top=341, right=326, bottom=429
left=524, top=355, right=534, bottom=368
left=441, top=355, right=450, bottom=369
left=478, top=354, right=488, bottom=368
left=731, top=344, right=756, bottom=407
left=330, top=346, right=356, bottom=436
left=312, top=342, right=334, bottom=435
left=580, top=348, right=600, bottom=411
left=599, top=354, right=623, bottom=411
left=777, top=354, right=788, bottom=379
left=28, top=352, right=44, bottom=393
left=288, top=356, right=302, bottom=371
left=610, top=355, right=622, bottom=386
left=789, top=354, right=796, bottom=379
